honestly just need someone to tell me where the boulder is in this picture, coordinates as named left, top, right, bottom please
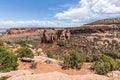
left=19, top=58, right=34, bottom=62
left=37, top=48, right=42, bottom=52
left=33, top=56, right=60, bottom=63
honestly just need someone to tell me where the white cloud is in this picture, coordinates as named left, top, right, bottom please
left=0, top=17, right=85, bottom=28
left=0, top=20, right=76, bottom=28
left=55, top=0, right=120, bottom=24
left=0, top=20, right=59, bottom=28
left=0, top=0, right=120, bottom=28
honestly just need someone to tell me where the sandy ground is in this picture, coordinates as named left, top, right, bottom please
left=18, top=60, right=94, bottom=75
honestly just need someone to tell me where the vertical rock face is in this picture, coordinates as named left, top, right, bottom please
left=60, top=30, right=66, bottom=40
left=41, top=30, right=50, bottom=43
left=50, top=32, right=58, bottom=43
left=41, top=29, right=71, bottom=43
left=59, top=30, right=71, bottom=40
left=65, top=30, right=71, bottom=40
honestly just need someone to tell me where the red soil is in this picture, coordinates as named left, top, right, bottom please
left=18, top=60, right=94, bottom=75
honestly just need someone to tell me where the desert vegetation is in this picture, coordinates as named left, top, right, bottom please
left=42, top=26, right=120, bottom=75
left=63, top=50, right=85, bottom=69
left=16, top=47, right=34, bottom=58
left=91, top=54, right=120, bottom=75
left=0, top=46, right=18, bottom=72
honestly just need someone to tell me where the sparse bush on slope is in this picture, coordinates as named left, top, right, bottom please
left=0, top=39, right=3, bottom=46
left=63, top=50, right=85, bottom=69
left=106, top=50, right=120, bottom=59
left=0, top=46, right=18, bottom=72
left=16, top=47, right=34, bottom=58
left=91, top=54, right=120, bottom=75
left=16, top=41, right=27, bottom=47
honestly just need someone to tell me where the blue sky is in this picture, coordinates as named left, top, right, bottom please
left=0, top=0, right=79, bottom=20
left=0, top=0, right=120, bottom=28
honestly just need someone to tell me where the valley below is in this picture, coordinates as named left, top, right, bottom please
left=0, top=18, right=120, bottom=80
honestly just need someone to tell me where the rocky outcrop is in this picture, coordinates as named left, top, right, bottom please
left=70, top=26, right=120, bottom=35
left=41, top=30, right=51, bottom=43
left=65, top=30, right=71, bottom=40
left=2, top=18, right=120, bottom=43
left=2, top=28, right=45, bottom=42
left=59, top=30, right=66, bottom=40
left=51, top=32, right=58, bottom=43
left=0, top=70, right=32, bottom=80
left=7, top=28, right=43, bottom=35
left=107, top=71, right=120, bottom=80
left=1, top=70, right=120, bottom=80
left=41, top=29, right=71, bottom=43
left=7, top=71, right=109, bottom=80
left=19, top=58, right=34, bottom=62
left=33, top=56, right=60, bottom=63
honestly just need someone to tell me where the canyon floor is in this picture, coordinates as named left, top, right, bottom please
left=1, top=58, right=120, bottom=80
left=18, top=59, right=94, bottom=75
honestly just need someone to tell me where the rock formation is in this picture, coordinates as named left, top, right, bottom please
left=41, top=29, right=71, bottom=43
left=2, top=18, right=120, bottom=43
left=41, top=30, right=51, bottom=43
left=65, top=30, right=71, bottom=40
left=50, top=32, right=57, bottom=43
left=59, top=30, right=66, bottom=40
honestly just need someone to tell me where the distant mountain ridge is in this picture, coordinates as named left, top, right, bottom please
left=1, top=18, right=120, bottom=42
left=86, top=18, right=120, bottom=25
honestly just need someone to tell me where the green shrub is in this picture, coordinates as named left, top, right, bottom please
left=0, top=46, right=18, bottom=72
left=0, top=39, right=3, bottom=46
left=63, top=55, right=71, bottom=69
left=92, top=54, right=101, bottom=61
left=83, top=54, right=101, bottom=62
left=91, top=54, right=119, bottom=75
left=85, top=55, right=94, bottom=62
left=63, top=50, right=84, bottom=69
left=16, top=47, right=34, bottom=58
left=6, top=41, right=12, bottom=45
left=17, top=41, right=27, bottom=47
left=46, top=52, right=54, bottom=58
left=46, top=51, right=59, bottom=60
left=107, top=50, right=120, bottom=59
